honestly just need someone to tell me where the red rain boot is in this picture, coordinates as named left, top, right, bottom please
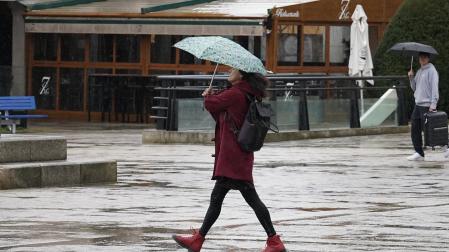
left=172, top=229, right=205, bottom=252
left=262, top=235, right=287, bottom=252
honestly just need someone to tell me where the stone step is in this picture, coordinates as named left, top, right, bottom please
left=0, top=159, right=117, bottom=190
left=0, top=135, right=67, bottom=163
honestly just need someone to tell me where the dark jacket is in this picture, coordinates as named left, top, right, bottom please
left=204, top=80, right=261, bottom=183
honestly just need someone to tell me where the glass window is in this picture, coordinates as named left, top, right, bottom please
left=61, top=34, right=85, bottom=61
left=60, top=68, right=84, bottom=111
left=88, top=68, right=113, bottom=74
left=115, top=69, right=142, bottom=75
left=90, top=34, right=113, bottom=62
left=330, top=26, right=350, bottom=66
left=234, top=36, right=249, bottom=49
left=116, top=35, right=140, bottom=62
left=237, top=36, right=267, bottom=65
left=33, top=34, right=58, bottom=61
left=87, top=68, right=112, bottom=112
left=150, top=35, right=177, bottom=64
left=247, top=36, right=266, bottom=63
left=277, top=25, right=300, bottom=66
left=32, top=67, right=56, bottom=109
left=303, top=26, right=326, bottom=66
left=149, top=69, right=176, bottom=75
left=260, top=36, right=267, bottom=63
left=369, top=26, right=379, bottom=56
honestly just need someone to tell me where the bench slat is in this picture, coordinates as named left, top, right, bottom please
left=0, top=106, right=36, bottom=110
left=0, top=96, right=35, bottom=100
left=0, top=102, right=35, bottom=108
left=0, top=96, right=37, bottom=110
left=0, top=115, right=48, bottom=119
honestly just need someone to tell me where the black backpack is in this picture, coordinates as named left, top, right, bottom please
left=228, top=94, right=279, bottom=152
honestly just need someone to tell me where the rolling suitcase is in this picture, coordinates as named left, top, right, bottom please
left=424, top=111, right=448, bottom=149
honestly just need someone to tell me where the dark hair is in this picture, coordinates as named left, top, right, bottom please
left=239, top=70, right=270, bottom=97
left=419, top=52, right=430, bottom=58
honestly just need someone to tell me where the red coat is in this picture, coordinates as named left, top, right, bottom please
left=204, top=81, right=261, bottom=183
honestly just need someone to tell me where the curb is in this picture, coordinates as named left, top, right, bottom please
left=142, top=126, right=411, bottom=144
left=0, top=160, right=117, bottom=190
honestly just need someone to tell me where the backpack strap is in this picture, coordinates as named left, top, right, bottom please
left=246, top=93, right=279, bottom=133
left=245, top=93, right=255, bottom=102
left=268, top=121, right=280, bottom=133
left=226, top=92, right=279, bottom=135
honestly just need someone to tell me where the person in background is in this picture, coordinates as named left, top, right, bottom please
left=407, top=52, right=449, bottom=161
left=172, top=68, right=287, bottom=252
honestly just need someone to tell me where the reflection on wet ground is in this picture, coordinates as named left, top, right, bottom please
left=1, top=130, right=449, bottom=251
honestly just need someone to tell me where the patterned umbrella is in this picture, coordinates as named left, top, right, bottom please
left=174, top=36, right=267, bottom=75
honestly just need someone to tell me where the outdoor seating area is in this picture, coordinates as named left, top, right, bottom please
left=0, top=96, right=47, bottom=134
left=87, top=74, right=156, bottom=123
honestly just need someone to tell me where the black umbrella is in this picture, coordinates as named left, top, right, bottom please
left=389, top=42, right=438, bottom=56
left=389, top=42, right=438, bottom=70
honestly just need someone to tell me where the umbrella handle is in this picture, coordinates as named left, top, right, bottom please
left=209, top=63, right=219, bottom=88
left=410, top=56, right=414, bottom=71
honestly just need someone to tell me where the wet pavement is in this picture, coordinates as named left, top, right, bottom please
left=1, top=129, right=449, bottom=251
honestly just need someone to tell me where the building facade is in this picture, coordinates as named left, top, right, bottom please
left=5, top=0, right=403, bottom=121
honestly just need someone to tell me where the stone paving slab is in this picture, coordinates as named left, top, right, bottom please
left=0, top=160, right=117, bottom=190
left=0, top=129, right=448, bottom=251
left=0, top=135, right=67, bottom=163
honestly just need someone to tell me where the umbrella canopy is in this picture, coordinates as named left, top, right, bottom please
left=388, top=42, right=438, bottom=57
left=174, top=36, right=267, bottom=75
left=348, top=4, right=374, bottom=86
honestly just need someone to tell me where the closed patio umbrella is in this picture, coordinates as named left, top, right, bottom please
left=348, top=4, right=374, bottom=115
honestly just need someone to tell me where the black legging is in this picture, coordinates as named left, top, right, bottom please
left=199, top=180, right=276, bottom=237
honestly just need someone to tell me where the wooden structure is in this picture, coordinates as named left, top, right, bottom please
left=267, top=0, right=404, bottom=73
left=20, top=0, right=404, bottom=121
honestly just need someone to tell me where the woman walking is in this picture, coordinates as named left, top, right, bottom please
left=172, top=69, right=286, bottom=252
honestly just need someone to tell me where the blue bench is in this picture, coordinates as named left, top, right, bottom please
left=0, top=96, right=48, bottom=134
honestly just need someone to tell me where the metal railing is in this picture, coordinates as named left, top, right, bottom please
left=88, top=74, right=157, bottom=123
left=150, top=75, right=409, bottom=131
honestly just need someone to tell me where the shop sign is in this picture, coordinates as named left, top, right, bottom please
left=339, top=0, right=351, bottom=20
left=275, top=8, right=300, bottom=18
left=39, top=77, right=50, bottom=95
